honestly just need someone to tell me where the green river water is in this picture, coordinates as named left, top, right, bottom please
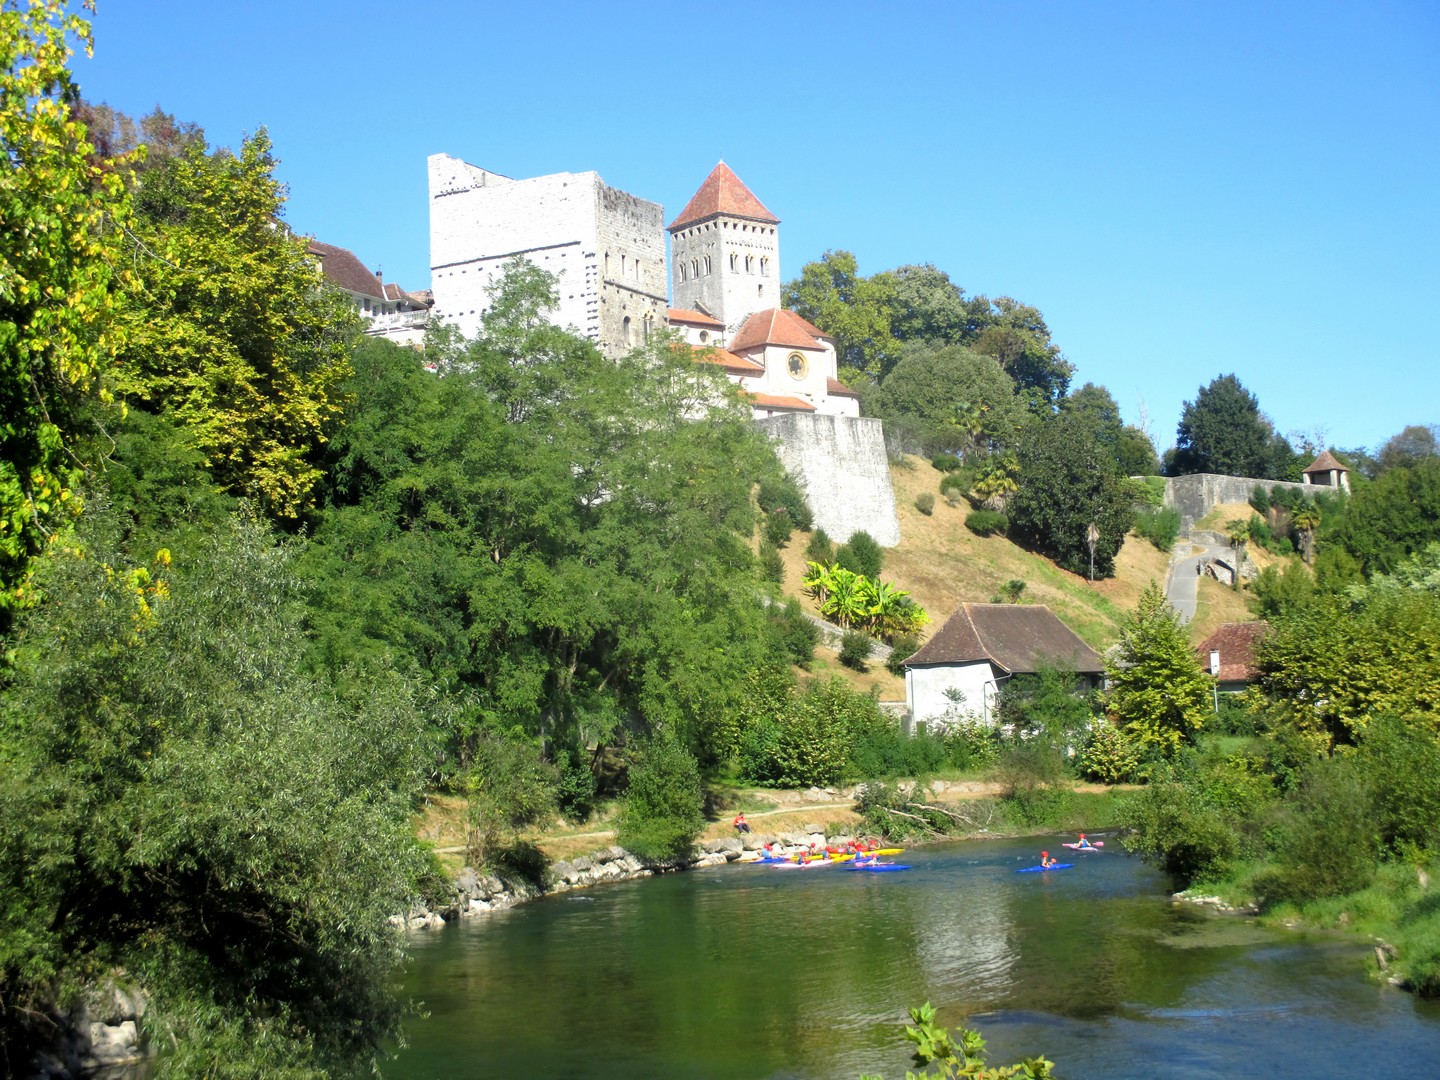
left=389, top=835, right=1440, bottom=1078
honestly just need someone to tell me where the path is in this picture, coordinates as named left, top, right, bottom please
left=1165, top=529, right=1229, bottom=623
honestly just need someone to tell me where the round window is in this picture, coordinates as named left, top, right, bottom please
left=787, top=353, right=808, bottom=380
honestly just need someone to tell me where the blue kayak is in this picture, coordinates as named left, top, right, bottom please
left=847, top=862, right=911, bottom=872
left=1015, top=863, right=1073, bottom=873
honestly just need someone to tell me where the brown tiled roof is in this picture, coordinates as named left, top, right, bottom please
left=791, top=312, right=830, bottom=340
left=744, top=391, right=815, bottom=412
left=1303, top=450, right=1349, bottom=474
left=668, top=307, right=725, bottom=329
left=903, top=603, right=1104, bottom=675
left=308, top=239, right=423, bottom=306
left=668, top=162, right=779, bottom=231
left=674, top=342, right=764, bottom=376
left=729, top=308, right=825, bottom=352
left=1195, top=622, right=1268, bottom=683
left=827, top=377, right=859, bottom=398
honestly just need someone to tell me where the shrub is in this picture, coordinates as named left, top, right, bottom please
left=836, top=530, right=884, bottom=578
left=466, top=735, right=559, bottom=866
left=1250, top=485, right=1271, bottom=515
left=804, top=528, right=834, bottom=564
left=884, top=632, right=919, bottom=676
left=1358, top=713, right=1440, bottom=855
left=990, top=579, right=1025, bottom=604
left=1078, top=721, right=1143, bottom=784
left=758, top=540, right=784, bottom=584
left=763, top=507, right=793, bottom=547
left=931, top=453, right=962, bottom=472
left=914, top=491, right=936, bottom=516
left=1118, top=775, right=1243, bottom=887
left=965, top=510, right=1008, bottom=536
left=616, top=734, right=706, bottom=862
left=1258, top=756, right=1375, bottom=906
left=839, top=628, right=874, bottom=670
left=756, top=475, right=813, bottom=530
left=553, top=749, right=597, bottom=823
left=1133, top=505, right=1181, bottom=552
left=939, top=470, right=971, bottom=500
left=767, top=597, right=820, bottom=669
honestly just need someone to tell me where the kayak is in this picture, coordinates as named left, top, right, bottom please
left=771, top=858, right=840, bottom=869
left=1015, top=863, right=1073, bottom=873
left=847, top=862, right=911, bottom=872
left=1062, top=841, right=1103, bottom=850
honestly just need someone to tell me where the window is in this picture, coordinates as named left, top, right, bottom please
left=691, top=259, right=699, bottom=278
left=729, top=253, right=738, bottom=271
left=698, top=330, right=709, bottom=344
left=744, top=256, right=753, bottom=273
left=787, top=352, right=808, bottom=380
left=623, top=316, right=632, bottom=346
left=703, top=255, right=712, bottom=274
left=760, top=257, right=768, bottom=276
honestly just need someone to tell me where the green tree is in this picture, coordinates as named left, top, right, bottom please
left=1008, top=412, right=1133, bottom=578
left=112, top=128, right=358, bottom=521
left=0, top=510, right=430, bottom=1073
left=1291, top=502, right=1321, bottom=564
left=1224, top=518, right=1249, bottom=589
left=1168, top=374, right=1296, bottom=479
left=0, top=2, right=130, bottom=616
left=781, top=249, right=899, bottom=380
left=1105, top=583, right=1212, bottom=755
left=971, top=297, right=1073, bottom=414
left=1061, top=382, right=1124, bottom=446
left=616, top=733, right=706, bottom=862
left=872, top=343, right=1025, bottom=455
left=1375, top=424, right=1439, bottom=475
left=1328, top=458, right=1440, bottom=576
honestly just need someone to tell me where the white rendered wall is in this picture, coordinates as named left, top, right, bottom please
left=671, top=216, right=780, bottom=336
left=905, top=662, right=1002, bottom=731
left=428, top=154, right=665, bottom=355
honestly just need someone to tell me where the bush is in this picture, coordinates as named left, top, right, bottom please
left=914, top=491, right=936, bottom=516
left=616, top=734, right=706, bottom=862
left=931, top=453, right=962, bottom=473
left=939, top=470, right=971, bottom=500
left=467, top=736, right=559, bottom=864
left=737, top=677, right=861, bottom=788
left=767, top=597, right=820, bottom=669
left=1250, top=485, right=1271, bottom=515
left=884, top=632, right=920, bottom=676
left=1258, top=756, right=1375, bottom=906
left=1358, top=713, right=1440, bottom=855
left=965, top=510, right=1008, bottom=536
left=763, top=507, right=793, bottom=547
left=758, top=540, right=784, bottom=584
left=1078, top=721, right=1143, bottom=783
left=990, top=579, right=1025, bottom=604
left=836, top=530, right=884, bottom=578
left=839, top=628, right=874, bottom=670
left=553, top=749, right=597, bottom=822
left=1118, top=775, right=1243, bottom=887
left=756, top=475, right=813, bottom=530
left=1133, top=505, right=1181, bottom=551
left=804, top=528, right=834, bottom=564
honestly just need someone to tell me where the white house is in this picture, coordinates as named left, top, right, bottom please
left=902, top=603, right=1104, bottom=731
left=308, top=239, right=430, bottom=347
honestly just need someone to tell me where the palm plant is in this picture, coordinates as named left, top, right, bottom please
left=1224, top=518, right=1249, bottom=590
left=1291, top=503, right=1321, bottom=564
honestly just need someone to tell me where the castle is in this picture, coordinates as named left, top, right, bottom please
left=426, top=155, right=898, bottom=545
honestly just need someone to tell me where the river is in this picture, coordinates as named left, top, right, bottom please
left=389, top=836, right=1440, bottom=1078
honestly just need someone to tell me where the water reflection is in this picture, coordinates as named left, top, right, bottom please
left=391, top=837, right=1440, bottom=1079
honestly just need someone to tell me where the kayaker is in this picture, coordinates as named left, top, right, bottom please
left=1076, top=833, right=1093, bottom=850
left=733, top=813, right=751, bottom=834
left=1040, top=851, right=1057, bottom=868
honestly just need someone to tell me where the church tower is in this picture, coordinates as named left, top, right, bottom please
left=668, top=163, right=780, bottom=337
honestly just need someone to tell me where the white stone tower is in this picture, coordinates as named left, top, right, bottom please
left=668, top=162, right=780, bottom=337
left=428, top=154, right=667, bottom=356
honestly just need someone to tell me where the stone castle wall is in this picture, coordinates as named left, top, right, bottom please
left=595, top=184, right=669, bottom=354
left=1165, top=473, right=1310, bottom=530
left=757, top=413, right=901, bottom=547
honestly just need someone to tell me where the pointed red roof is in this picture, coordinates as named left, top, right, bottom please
left=729, top=309, right=826, bottom=353
left=1303, top=450, right=1349, bottom=474
left=668, top=162, right=779, bottom=231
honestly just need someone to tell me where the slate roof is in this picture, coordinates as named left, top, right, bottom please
left=903, top=603, right=1104, bottom=675
left=668, top=307, right=725, bottom=329
left=1303, top=450, right=1349, bottom=475
left=1195, top=622, right=1268, bottom=683
left=668, top=162, right=779, bottom=231
left=729, top=308, right=827, bottom=353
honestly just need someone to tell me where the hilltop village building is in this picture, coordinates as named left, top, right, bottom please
left=307, top=239, right=430, bottom=347
left=425, top=155, right=898, bottom=543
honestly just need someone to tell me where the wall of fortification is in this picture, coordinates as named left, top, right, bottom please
left=1165, top=473, right=1310, bottom=530
left=595, top=185, right=668, bottom=355
left=757, top=414, right=900, bottom=547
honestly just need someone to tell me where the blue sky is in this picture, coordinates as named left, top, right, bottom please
left=77, top=1, right=1437, bottom=455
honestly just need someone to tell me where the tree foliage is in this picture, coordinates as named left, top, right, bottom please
left=110, top=129, right=358, bottom=521
left=873, top=344, right=1026, bottom=455
left=1105, top=583, right=1212, bottom=755
left=1328, top=458, right=1440, bottom=577
left=0, top=2, right=130, bottom=614
left=780, top=249, right=899, bottom=379
left=1168, top=374, right=1295, bottom=480
left=1007, top=412, right=1133, bottom=578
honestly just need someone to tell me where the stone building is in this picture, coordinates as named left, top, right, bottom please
left=426, top=154, right=667, bottom=356
left=1300, top=450, right=1351, bottom=492
left=307, top=239, right=430, bottom=347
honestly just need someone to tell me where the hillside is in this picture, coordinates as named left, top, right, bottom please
left=778, top=456, right=1263, bottom=685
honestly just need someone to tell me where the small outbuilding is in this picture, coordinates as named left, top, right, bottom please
left=1195, top=622, right=1269, bottom=694
left=1300, top=450, right=1350, bottom=493
left=902, top=603, right=1105, bottom=731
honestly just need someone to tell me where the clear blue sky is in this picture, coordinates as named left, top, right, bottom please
left=77, top=1, right=1437, bottom=455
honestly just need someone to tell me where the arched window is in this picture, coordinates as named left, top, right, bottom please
left=698, top=330, right=709, bottom=344
left=691, top=259, right=700, bottom=278
left=760, top=257, right=769, bottom=276
left=744, top=256, right=753, bottom=273
left=704, top=255, right=712, bottom=274
left=623, top=316, right=632, bottom=346
left=729, top=253, right=738, bottom=271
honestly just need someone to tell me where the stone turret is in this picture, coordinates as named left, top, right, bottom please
left=667, top=162, right=780, bottom=337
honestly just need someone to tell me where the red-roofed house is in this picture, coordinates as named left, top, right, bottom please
left=1300, top=450, right=1351, bottom=493
left=1195, top=622, right=1269, bottom=694
left=308, top=239, right=430, bottom=346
